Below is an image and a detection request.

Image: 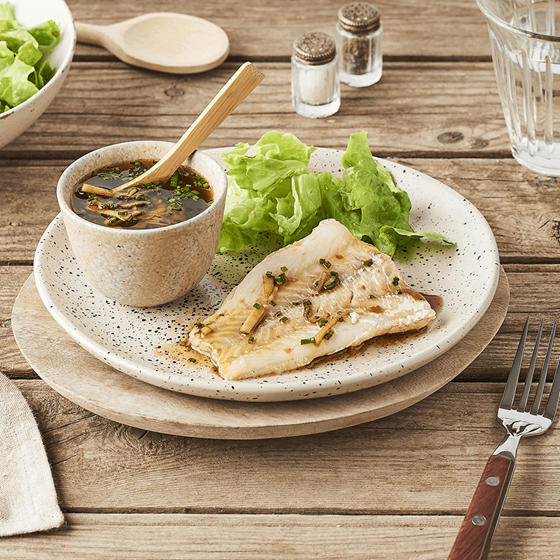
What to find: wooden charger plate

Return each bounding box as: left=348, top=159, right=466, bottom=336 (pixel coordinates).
left=12, top=269, right=509, bottom=440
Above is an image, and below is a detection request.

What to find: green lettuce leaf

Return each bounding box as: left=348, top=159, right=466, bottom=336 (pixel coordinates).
left=0, top=27, right=38, bottom=52
left=0, top=2, right=17, bottom=24
left=0, top=2, right=60, bottom=114
left=217, top=131, right=454, bottom=256
left=0, top=56, right=38, bottom=106
left=27, top=20, right=60, bottom=55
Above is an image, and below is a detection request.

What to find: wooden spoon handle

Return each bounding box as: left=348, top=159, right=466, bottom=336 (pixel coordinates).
left=75, top=21, right=107, bottom=47
left=125, top=62, right=264, bottom=188
left=447, top=454, right=515, bottom=560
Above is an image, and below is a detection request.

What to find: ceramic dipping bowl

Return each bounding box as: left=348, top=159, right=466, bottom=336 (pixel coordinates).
left=57, top=140, right=228, bottom=307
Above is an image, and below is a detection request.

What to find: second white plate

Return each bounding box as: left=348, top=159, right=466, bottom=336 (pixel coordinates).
left=34, top=148, right=500, bottom=402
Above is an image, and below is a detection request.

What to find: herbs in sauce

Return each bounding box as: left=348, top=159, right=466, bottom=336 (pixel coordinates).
left=72, top=160, right=213, bottom=229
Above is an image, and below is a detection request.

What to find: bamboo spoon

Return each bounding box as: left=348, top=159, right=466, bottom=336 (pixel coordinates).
left=82, top=62, right=264, bottom=195
left=75, top=13, right=229, bottom=74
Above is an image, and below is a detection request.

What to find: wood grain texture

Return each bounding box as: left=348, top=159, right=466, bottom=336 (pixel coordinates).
left=66, top=0, right=492, bottom=59
left=0, top=62, right=506, bottom=158
left=2, top=158, right=560, bottom=263
left=6, top=379, right=559, bottom=515
left=9, top=270, right=508, bottom=439
left=4, top=264, right=560, bottom=382
left=1, top=514, right=560, bottom=560
left=1, top=0, right=558, bottom=556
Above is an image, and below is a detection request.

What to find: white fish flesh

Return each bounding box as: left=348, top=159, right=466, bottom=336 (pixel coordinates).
left=189, top=219, right=436, bottom=380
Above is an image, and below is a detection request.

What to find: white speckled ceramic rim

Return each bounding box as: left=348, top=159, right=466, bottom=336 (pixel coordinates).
left=56, top=141, right=228, bottom=237
left=35, top=148, right=502, bottom=402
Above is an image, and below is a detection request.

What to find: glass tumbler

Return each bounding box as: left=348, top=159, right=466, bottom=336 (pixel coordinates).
left=477, top=0, right=560, bottom=176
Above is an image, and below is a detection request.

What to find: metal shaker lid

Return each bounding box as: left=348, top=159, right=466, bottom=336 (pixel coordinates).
left=338, top=3, right=381, bottom=33
left=292, top=32, right=336, bottom=65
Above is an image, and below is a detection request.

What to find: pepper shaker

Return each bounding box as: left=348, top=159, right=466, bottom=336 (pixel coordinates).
left=291, top=32, right=340, bottom=118
left=336, top=2, right=382, bottom=87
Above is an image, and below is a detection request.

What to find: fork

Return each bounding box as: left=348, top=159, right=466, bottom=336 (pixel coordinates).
left=448, top=316, right=560, bottom=560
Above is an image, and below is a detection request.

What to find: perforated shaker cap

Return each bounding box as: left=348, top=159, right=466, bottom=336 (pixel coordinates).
left=338, top=3, right=381, bottom=33
left=292, top=32, right=337, bottom=65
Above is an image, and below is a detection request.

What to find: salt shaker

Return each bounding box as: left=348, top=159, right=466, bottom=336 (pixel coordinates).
left=336, top=3, right=382, bottom=88
left=291, top=32, right=340, bottom=119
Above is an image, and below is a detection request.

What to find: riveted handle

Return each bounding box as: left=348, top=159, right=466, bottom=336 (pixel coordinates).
left=448, top=454, right=515, bottom=560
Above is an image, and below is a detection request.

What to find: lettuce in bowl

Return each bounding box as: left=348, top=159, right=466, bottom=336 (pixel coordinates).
left=0, top=2, right=61, bottom=114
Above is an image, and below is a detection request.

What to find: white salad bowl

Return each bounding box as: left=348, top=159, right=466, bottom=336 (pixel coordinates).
left=0, top=0, right=76, bottom=149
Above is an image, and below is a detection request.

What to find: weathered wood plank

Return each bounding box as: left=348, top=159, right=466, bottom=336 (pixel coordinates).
left=0, top=513, right=558, bottom=560
left=0, top=61, right=507, bottom=158
left=0, top=157, right=557, bottom=263
left=0, top=266, right=36, bottom=375
left=1, top=264, right=559, bottom=381
left=8, top=379, right=559, bottom=515
left=65, top=0, right=492, bottom=60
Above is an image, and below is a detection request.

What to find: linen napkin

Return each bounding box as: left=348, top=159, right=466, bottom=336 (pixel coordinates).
left=0, top=373, right=64, bottom=536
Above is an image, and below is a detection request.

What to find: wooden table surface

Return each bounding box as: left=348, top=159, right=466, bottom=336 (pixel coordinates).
left=2, top=1, right=560, bottom=558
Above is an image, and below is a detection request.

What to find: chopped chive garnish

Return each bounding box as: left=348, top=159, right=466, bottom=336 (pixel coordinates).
left=269, top=301, right=276, bottom=306
left=118, top=210, right=126, bottom=215
left=195, top=322, right=202, bottom=328
left=188, top=358, right=197, bottom=363
left=301, top=337, right=315, bottom=345
left=364, top=259, right=373, bottom=267
left=330, top=271, right=338, bottom=276
left=248, top=336, right=254, bottom=344
left=319, top=319, right=327, bottom=326
left=266, top=271, right=273, bottom=278
left=397, top=289, right=403, bottom=294
left=320, top=259, right=332, bottom=269
left=280, top=316, right=288, bottom=323
left=369, top=294, right=374, bottom=298
left=338, top=316, right=345, bottom=322
left=281, top=266, right=287, bottom=272
left=324, top=279, right=339, bottom=289
left=253, top=302, right=262, bottom=310
left=392, top=277, right=399, bottom=285
left=303, top=300, right=311, bottom=307
left=324, top=331, right=334, bottom=340
left=292, top=301, right=300, bottom=306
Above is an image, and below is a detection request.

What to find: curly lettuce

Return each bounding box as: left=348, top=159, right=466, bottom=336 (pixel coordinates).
left=0, top=2, right=60, bottom=114
left=217, top=131, right=454, bottom=257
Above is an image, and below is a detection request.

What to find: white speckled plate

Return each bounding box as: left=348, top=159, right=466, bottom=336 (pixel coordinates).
left=34, top=148, right=500, bottom=402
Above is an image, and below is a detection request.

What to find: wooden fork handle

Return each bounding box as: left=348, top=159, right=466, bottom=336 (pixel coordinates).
left=448, top=454, right=515, bottom=560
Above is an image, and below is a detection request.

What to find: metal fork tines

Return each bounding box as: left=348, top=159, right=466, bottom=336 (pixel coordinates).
left=495, top=316, right=560, bottom=459
left=448, top=316, right=560, bottom=560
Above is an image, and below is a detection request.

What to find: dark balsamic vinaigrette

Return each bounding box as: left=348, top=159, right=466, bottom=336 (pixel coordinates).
left=72, top=159, right=213, bottom=229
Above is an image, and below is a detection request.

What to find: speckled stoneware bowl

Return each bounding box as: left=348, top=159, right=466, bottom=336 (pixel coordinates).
left=57, top=141, right=228, bottom=307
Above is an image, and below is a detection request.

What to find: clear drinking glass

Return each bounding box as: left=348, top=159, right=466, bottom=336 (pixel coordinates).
left=476, top=0, right=560, bottom=176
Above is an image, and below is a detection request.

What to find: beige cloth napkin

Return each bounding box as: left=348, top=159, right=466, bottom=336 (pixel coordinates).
left=0, top=373, right=64, bottom=536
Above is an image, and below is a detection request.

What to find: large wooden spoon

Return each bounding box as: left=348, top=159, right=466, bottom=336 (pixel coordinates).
left=85, top=62, right=263, bottom=194
left=75, top=13, right=229, bottom=74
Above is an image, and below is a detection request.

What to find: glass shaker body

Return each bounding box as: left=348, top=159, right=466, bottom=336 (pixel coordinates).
left=336, top=3, right=382, bottom=88
left=291, top=32, right=341, bottom=119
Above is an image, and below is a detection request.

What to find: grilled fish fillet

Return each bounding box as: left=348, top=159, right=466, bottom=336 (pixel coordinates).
left=189, top=219, right=436, bottom=380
